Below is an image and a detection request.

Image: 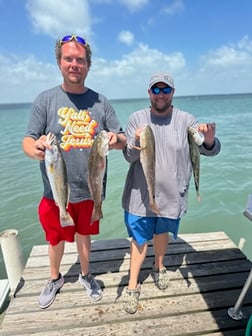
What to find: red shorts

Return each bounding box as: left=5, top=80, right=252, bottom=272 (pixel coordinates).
left=38, top=197, right=99, bottom=246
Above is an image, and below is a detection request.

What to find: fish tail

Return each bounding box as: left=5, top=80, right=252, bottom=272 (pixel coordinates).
left=60, top=211, right=75, bottom=227
left=90, top=204, right=103, bottom=225
left=195, top=182, right=201, bottom=202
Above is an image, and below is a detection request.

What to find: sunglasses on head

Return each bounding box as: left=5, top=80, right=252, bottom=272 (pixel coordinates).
left=60, top=35, right=86, bottom=46
left=150, top=86, right=173, bottom=95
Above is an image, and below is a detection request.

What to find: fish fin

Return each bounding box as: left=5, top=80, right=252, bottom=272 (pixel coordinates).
left=67, top=185, right=71, bottom=204
left=59, top=211, right=75, bottom=227
left=100, top=157, right=106, bottom=170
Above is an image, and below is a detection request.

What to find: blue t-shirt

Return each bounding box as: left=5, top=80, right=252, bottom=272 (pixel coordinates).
left=25, top=85, right=123, bottom=203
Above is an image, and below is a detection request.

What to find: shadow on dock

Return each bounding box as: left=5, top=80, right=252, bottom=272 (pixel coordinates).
left=0, top=232, right=251, bottom=335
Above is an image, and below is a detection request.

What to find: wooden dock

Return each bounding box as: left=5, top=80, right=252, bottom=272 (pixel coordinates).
left=1, top=231, right=252, bottom=335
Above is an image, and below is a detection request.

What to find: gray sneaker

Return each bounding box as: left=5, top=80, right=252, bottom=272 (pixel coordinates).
left=79, top=273, right=103, bottom=301
left=38, top=273, right=64, bottom=309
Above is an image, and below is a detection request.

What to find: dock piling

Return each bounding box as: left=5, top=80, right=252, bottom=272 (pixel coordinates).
left=0, top=229, right=24, bottom=294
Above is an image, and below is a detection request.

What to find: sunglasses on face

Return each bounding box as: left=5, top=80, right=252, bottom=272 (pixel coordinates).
left=60, top=35, right=86, bottom=46
left=150, top=86, right=173, bottom=95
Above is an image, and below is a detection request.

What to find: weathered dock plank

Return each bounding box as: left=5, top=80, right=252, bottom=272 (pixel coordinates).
left=1, top=231, right=251, bottom=336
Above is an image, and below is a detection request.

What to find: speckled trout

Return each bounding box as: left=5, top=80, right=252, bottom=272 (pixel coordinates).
left=139, top=125, right=161, bottom=215
left=187, top=127, right=205, bottom=201
left=88, top=130, right=109, bottom=224
left=45, top=133, right=74, bottom=227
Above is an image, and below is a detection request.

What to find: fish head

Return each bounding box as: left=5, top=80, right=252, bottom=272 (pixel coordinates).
left=187, top=127, right=205, bottom=146
left=45, top=132, right=60, bottom=163
left=142, top=125, right=153, bottom=136
left=96, top=130, right=109, bottom=156
left=140, top=124, right=155, bottom=148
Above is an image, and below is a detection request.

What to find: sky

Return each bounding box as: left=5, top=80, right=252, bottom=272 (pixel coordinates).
left=1, top=0, right=252, bottom=103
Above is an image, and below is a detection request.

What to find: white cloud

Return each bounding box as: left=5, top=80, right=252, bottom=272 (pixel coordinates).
left=88, top=36, right=252, bottom=97
left=237, top=35, right=252, bottom=52
left=118, top=30, right=135, bottom=45
left=92, top=44, right=186, bottom=78
left=200, top=36, right=252, bottom=69
left=26, top=0, right=92, bottom=39
left=119, top=0, right=149, bottom=12
left=0, top=42, right=186, bottom=102
left=0, top=53, right=60, bottom=103
left=204, top=46, right=250, bottom=67
left=92, top=0, right=112, bottom=3
left=176, top=36, right=252, bottom=96
left=87, top=43, right=186, bottom=99
left=1, top=29, right=252, bottom=103
left=163, top=0, right=185, bottom=15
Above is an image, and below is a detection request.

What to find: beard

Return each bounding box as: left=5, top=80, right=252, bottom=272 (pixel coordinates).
left=151, top=98, right=172, bottom=114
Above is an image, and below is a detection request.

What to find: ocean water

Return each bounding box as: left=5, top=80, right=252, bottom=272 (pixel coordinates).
left=0, top=94, right=252, bottom=279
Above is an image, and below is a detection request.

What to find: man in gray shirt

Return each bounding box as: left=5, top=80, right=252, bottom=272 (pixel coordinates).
left=122, top=72, right=220, bottom=314
left=22, top=34, right=126, bottom=309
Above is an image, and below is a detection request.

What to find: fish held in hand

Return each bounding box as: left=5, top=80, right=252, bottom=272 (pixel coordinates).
left=88, top=130, right=109, bottom=224
left=139, top=125, right=161, bottom=215
left=45, top=132, right=74, bottom=227
left=187, top=127, right=203, bottom=201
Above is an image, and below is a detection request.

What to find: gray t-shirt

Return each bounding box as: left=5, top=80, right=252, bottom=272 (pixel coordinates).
left=25, top=85, right=123, bottom=203
left=122, top=107, right=221, bottom=219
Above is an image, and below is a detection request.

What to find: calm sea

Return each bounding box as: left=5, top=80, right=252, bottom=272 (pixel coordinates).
left=1, top=94, right=252, bottom=279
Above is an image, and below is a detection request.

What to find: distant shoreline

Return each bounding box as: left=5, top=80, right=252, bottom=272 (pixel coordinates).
left=0, top=92, right=252, bottom=107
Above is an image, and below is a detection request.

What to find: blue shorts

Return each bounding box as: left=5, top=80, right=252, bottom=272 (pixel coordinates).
left=124, top=211, right=180, bottom=246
